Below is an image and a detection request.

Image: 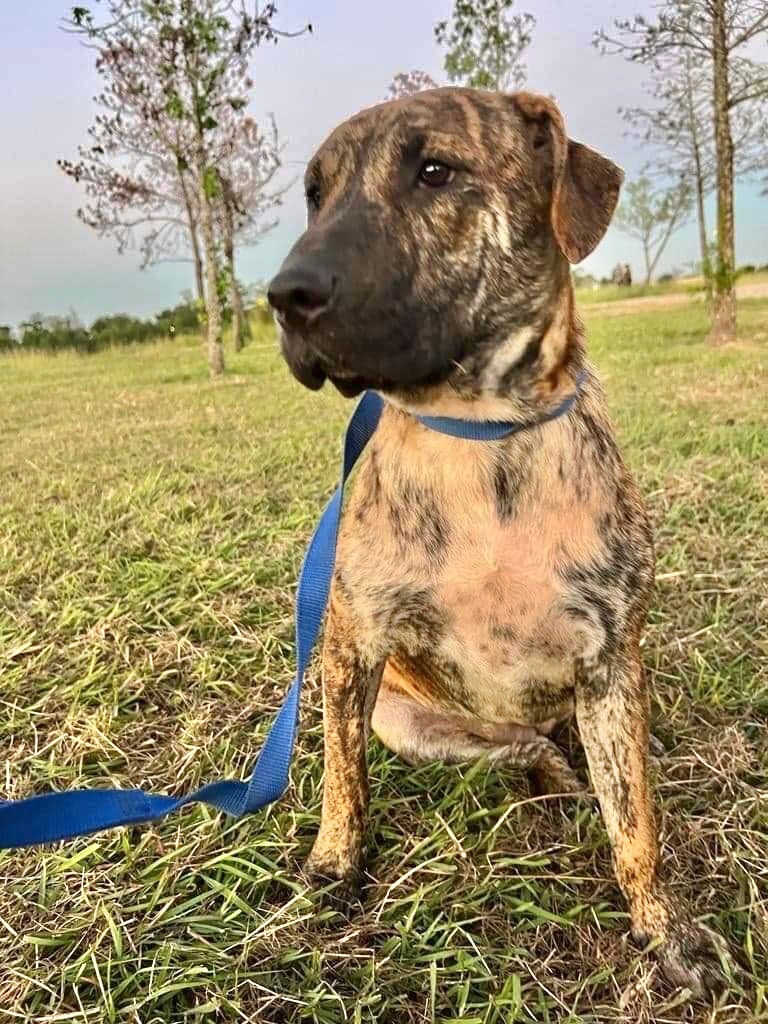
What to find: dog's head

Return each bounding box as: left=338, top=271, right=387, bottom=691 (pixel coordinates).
left=268, top=87, right=622, bottom=398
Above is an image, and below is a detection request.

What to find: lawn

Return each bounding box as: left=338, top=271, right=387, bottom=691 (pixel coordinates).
left=1, top=300, right=766, bottom=1023
left=574, top=268, right=768, bottom=305
left=575, top=278, right=705, bottom=304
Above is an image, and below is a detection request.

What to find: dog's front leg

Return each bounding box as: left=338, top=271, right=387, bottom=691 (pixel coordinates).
left=575, top=653, right=728, bottom=998
left=305, top=592, right=384, bottom=897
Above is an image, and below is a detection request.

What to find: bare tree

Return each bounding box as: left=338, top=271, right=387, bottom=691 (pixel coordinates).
left=620, top=55, right=714, bottom=294
left=620, top=54, right=763, bottom=301
left=595, top=0, right=768, bottom=344
left=65, top=2, right=309, bottom=376
left=435, top=0, right=535, bottom=91
left=614, top=175, right=691, bottom=285
left=214, top=114, right=286, bottom=351
left=386, top=70, right=439, bottom=100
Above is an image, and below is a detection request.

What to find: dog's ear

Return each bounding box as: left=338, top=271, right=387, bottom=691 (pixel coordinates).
left=511, top=92, right=624, bottom=264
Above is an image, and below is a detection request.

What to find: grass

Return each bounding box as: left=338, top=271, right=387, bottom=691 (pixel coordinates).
left=574, top=268, right=768, bottom=305
left=575, top=279, right=705, bottom=304
left=0, top=298, right=767, bottom=1023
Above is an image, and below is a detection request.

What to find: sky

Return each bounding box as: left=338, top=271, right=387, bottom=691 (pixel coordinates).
left=0, top=0, right=766, bottom=328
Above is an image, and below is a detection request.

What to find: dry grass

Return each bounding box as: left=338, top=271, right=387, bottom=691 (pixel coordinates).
left=0, top=300, right=766, bottom=1022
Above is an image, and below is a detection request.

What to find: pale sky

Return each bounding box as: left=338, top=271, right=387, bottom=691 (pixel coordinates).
left=1, top=0, right=766, bottom=327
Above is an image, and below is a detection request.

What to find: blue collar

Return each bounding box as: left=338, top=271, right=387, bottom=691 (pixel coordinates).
left=410, top=367, right=587, bottom=440
left=0, top=367, right=586, bottom=849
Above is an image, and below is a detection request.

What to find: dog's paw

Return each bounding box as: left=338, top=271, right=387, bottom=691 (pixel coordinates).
left=530, top=763, right=585, bottom=799
left=635, top=919, right=732, bottom=1000
left=529, top=742, right=585, bottom=799
left=303, top=849, right=365, bottom=913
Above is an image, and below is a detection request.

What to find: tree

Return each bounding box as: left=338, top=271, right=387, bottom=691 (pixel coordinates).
left=6, top=301, right=201, bottom=356
left=58, top=146, right=209, bottom=308
left=18, top=312, right=93, bottom=353
left=614, top=175, right=691, bottom=285
left=434, top=0, right=535, bottom=91
left=595, top=0, right=768, bottom=345
left=213, top=112, right=285, bottom=351
left=620, top=48, right=765, bottom=304
left=620, top=55, right=714, bottom=294
left=64, top=2, right=308, bottom=376
left=386, top=70, right=439, bottom=100
left=0, top=326, right=15, bottom=353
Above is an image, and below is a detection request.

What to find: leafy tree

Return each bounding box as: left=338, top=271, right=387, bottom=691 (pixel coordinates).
left=435, top=0, right=535, bottom=91
left=63, top=2, right=308, bottom=375
left=0, top=326, right=15, bottom=353
left=385, top=70, right=439, bottom=100
left=614, top=175, right=691, bottom=285
left=154, top=301, right=201, bottom=335
left=18, top=313, right=93, bottom=353
left=7, top=302, right=202, bottom=355
left=595, top=0, right=768, bottom=344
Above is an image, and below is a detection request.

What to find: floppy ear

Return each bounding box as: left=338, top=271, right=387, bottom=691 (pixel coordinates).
left=511, top=92, right=624, bottom=264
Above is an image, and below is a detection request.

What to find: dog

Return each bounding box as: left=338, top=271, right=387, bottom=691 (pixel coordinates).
left=267, top=87, right=727, bottom=998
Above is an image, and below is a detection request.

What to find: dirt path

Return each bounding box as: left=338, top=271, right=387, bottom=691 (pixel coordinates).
left=582, top=281, right=768, bottom=317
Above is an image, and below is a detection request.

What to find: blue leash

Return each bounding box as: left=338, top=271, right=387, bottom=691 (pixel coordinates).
left=0, top=376, right=584, bottom=849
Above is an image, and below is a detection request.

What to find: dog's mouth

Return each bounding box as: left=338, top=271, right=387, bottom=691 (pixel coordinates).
left=278, top=318, right=465, bottom=400
left=278, top=326, right=376, bottom=397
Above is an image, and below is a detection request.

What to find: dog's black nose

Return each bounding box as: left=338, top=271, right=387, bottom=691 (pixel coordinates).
left=267, top=265, right=334, bottom=324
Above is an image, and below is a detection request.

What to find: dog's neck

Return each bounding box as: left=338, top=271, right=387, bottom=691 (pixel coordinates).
left=383, top=285, right=584, bottom=423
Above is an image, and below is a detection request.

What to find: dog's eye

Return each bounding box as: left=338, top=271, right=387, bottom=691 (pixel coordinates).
left=305, top=183, right=321, bottom=210
left=417, top=160, right=454, bottom=189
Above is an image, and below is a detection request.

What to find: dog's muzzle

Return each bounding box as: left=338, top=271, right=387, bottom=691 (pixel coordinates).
left=268, top=263, right=336, bottom=331
left=267, top=218, right=464, bottom=397
left=268, top=260, right=373, bottom=396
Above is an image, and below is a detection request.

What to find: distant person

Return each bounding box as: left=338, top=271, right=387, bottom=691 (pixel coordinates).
left=612, top=263, right=632, bottom=287
left=169, top=323, right=176, bottom=339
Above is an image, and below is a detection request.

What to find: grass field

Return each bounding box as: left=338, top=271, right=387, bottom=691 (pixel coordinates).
left=574, top=269, right=768, bottom=305
left=1, top=299, right=767, bottom=1023
left=574, top=278, right=705, bottom=304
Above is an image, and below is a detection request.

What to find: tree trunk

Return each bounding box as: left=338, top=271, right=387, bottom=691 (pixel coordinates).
left=230, top=269, right=249, bottom=353
left=177, top=164, right=207, bottom=339
left=709, top=0, right=736, bottom=345
left=193, top=240, right=205, bottom=307
left=647, top=192, right=688, bottom=284
left=693, top=162, right=710, bottom=292
left=222, top=194, right=250, bottom=353
left=494, top=3, right=503, bottom=90
left=197, top=167, right=225, bottom=377
left=683, top=57, right=711, bottom=299
left=192, top=228, right=207, bottom=342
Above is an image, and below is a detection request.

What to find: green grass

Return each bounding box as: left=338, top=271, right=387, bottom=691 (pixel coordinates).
left=1, top=301, right=767, bottom=1023
left=575, top=278, right=704, bottom=304
left=575, top=268, right=768, bottom=305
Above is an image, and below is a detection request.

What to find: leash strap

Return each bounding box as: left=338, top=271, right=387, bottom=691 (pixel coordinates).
left=0, top=374, right=584, bottom=849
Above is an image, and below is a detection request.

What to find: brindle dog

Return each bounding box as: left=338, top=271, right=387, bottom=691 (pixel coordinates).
left=267, top=87, right=728, bottom=997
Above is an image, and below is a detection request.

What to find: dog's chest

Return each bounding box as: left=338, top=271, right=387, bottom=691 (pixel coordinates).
left=421, top=506, right=599, bottom=720
left=338, top=421, right=609, bottom=723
